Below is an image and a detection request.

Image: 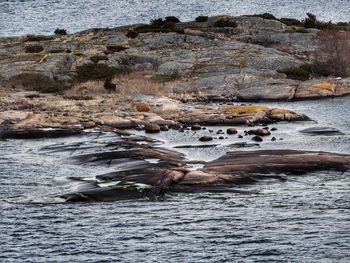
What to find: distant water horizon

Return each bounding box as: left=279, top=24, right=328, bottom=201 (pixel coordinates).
left=0, top=0, right=349, bottom=37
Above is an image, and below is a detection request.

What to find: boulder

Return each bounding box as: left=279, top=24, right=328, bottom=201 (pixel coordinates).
left=227, top=128, right=238, bottom=134
left=136, top=102, right=151, bottom=112
left=99, top=115, right=135, bottom=129
left=247, top=128, right=271, bottom=136
left=145, top=123, right=161, bottom=133
left=191, top=124, right=202, bottom=130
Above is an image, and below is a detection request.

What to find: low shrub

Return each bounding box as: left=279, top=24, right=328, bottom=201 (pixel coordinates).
left=249, top=13, right=278, bottom=20
left=24, top=35, right=54, bottom=42
left=90, top=55, right=109, bottom=64
left=126, top=30, right=138, bottom=38
left=103, top=78, right=116, bottom=93
left=150, top=18, right=165, bottom=27
left=165, top=16, right=181, bottom=23
left=301, top=13, right=350, bottom=31
left=214, top=18, right=237, bottom=28
left=24, top=45, right=44, bottom=53
left=280, top=18, right=304, bottom=27
left=151, top=71, right=182, bottom=82
left=133, top=24, right=184, bottom=34
left=106, top=45, right=128, bottom=52
left=54, top=28, right=67, bottom=35
left=8, top=73, right=66, bottom=93
left=278, top=64, right=313, bottom=81
left=195, top=16, right=209, bottom=23
left=76, top=63, right=124, bottom=81
left=303, top=13, right=317, bottom=28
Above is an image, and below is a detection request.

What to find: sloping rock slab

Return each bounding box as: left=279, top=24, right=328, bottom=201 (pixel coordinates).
left=202, top=150, right=350, bottom=176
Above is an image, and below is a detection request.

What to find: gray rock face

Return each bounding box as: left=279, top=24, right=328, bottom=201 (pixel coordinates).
left=140, top=32, right=185, bottom=49
left=237, top=79, right=298, bottom=101
left=1, top=15, right=349, bottom=101
left=237, top=17, right=287, bottom=32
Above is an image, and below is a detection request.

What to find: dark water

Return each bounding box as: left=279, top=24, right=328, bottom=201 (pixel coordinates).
left=1, top=97, right=350, bottom=262
left=0, top=0, right=350, bottom=37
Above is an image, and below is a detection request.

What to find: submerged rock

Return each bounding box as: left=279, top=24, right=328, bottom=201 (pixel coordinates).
left=199, top=136, right=213, bottom=142
left=251, top=135, right=263, bottom=142
left=299, top=127, right=344, bottom=136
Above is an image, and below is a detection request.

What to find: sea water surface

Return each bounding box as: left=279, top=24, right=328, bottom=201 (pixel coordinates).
left=1, top=97, right=350, bottom=262
left=0, top=0, right=350, bottom=36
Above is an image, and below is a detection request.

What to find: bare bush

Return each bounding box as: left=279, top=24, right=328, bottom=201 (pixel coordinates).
left=314, top=30, right=350, bottom=77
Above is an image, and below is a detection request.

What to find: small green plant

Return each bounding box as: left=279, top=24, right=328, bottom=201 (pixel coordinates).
left=76, top=63, right=124, bottom=81
left=54, top=28, right=67, bottom=35
left=24, top=35, right=54, bottom=42
left=151, top=71, right=182, bottom=82
left=196, top=16, right=209, bottom=22
left=0, top=73, right=4, bottom=80
left=214, top=18, right=237, bottom=28
left=90, top=55, right=109, bottom=64
left=24, top=45, right=44, bottom=53
left=106, top=45, right=128, bottom=52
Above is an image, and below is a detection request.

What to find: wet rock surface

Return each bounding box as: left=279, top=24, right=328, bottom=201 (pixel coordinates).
left=299, top=126, right=344, bottom=135
left=26, top=132, right=350, bottom=202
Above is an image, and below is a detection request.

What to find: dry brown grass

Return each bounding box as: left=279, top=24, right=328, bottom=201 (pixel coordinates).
left=113, top=71, right=169, bottom=96
left=63, top=80, right=107, bottom=99
left=63, top=71, right=171, bottom=99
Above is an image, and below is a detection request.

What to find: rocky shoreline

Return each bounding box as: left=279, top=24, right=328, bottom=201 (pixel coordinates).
left=1, top=14, right=350, bottom=202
